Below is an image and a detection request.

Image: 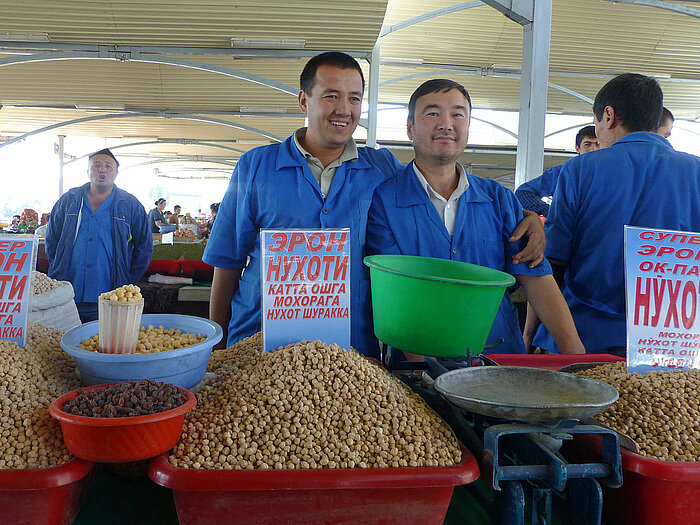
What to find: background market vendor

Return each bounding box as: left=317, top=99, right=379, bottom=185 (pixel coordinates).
left=148, top=198, right=167, bottom=233
left=45, top=148, right=152, bottom=322
left=531, top=74, right=700, bottom=355
left=204, top=53, right=546, bottom=357
left=366, top=79, right=585, bottom=356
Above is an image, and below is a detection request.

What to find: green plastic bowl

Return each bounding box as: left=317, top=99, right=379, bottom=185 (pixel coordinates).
left=364, top=255, right=516, bottom=358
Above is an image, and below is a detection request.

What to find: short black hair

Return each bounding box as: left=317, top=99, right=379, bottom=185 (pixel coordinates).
left=592, top=73, right=663, bottom=133
left=659, top=107, right=674, bottom=128
left=155, top=198, right=166, bottom=205
left=210, top=202, right=220, bottom=213
left=407, top=79, right=472, bottom=122
left=300, top=52, right=365, bottom=95
left=575, top=125, right=597, bottom=148
left=173, top=205, right=181, bottom=211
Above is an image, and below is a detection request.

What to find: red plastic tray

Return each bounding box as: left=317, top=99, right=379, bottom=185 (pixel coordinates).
left=0, top=458, right=93, bottom=525
left=571, top=434, right=700, bottom=525
left=149, top=445, right=479, bottom=525
left=488, top=353, right=624, bottom=370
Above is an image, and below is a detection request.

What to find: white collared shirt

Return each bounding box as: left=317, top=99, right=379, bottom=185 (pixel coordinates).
left=413, top=163, right=469, bottom=236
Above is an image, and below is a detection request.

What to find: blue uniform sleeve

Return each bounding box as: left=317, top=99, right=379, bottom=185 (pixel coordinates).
left=129, top=200, right=153, bottom=283
left=45, top=196, right=66, bottom=263
left=366, top=184, right=402, bottom=257
left=544, top=163, right=578, bottom=263
left=203, top=153, right=258, bottom=269
left=515, top=189, right=550, bottom=216
left=369, top=147, right=405, bottom=178
left=498, top=186, right=552, bottom=277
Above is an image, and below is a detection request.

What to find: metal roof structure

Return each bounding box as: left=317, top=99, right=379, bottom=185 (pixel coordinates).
left=0, top=0, right=698, bottom=189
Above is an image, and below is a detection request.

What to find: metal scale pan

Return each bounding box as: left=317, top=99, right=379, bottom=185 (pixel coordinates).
left=433, top=366, right=619, bottom=424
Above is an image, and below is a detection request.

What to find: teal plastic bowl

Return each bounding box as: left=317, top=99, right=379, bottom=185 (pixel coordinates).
left=61, top=314, right=222, bottom=389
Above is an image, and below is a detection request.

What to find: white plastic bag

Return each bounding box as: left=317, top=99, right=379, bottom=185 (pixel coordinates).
left=30, top=281, right=81, bottom=331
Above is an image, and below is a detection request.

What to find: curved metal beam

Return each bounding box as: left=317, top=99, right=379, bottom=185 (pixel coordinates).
left=65, top=139, right=246, bottom=166
left=362, top=99, right=519, bottom=139
left=0, top=112, right=282, bottom=150
left=601, top=0, right=700, bottom=19
left=0, top=52, right=298, bottom=95
left=672, top=123, right=700, bottom=138
left=122, top=158, right=236, bottom=171
left=380, top=2, right=484, bottom=36
left=544, top=122, right=594, bottom=139
left=380, top=70, right=594, bottom=105
left=0, top=41, right=368, bottom=60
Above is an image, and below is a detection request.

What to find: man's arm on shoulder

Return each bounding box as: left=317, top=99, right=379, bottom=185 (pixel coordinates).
left=510, top=209, right=545, bottom=268
left=210, top=267, right=242, bottom=350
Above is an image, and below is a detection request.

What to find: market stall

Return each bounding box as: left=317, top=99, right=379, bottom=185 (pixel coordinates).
left=4, top=247, right=700, bottom=525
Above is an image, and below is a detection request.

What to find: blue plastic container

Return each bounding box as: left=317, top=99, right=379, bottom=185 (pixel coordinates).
left=61, top=314, right=222, bottom=389
left=159, top=224, right=177, bottom=234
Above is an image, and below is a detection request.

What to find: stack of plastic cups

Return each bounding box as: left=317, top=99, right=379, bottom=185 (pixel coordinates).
left=98, top=298, right=144, bottom=354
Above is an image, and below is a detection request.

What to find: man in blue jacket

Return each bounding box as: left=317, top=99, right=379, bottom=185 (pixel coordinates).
left=515, top=125, right=599, bottom=217
left=366, top=79, right=584, bottom=356
left=532, top=74, right=700, bottom=355
left=46, top=148, right=152, bottom=322
left=204, top=53, right=545, bottom=357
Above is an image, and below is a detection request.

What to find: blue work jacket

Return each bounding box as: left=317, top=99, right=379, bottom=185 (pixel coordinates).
left=203, top=135, right=403, bottom=356
left=366, top=162, right=551, bottom=354
left=46, top=183, right=153, bottom=293
left=534, top=132, right=700, bottom=353
left=517, top=164, right=563, bottom=199
left=69, top=191, right=115, bottom=303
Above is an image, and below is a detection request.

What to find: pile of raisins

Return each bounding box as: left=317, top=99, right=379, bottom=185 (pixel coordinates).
left=62, top=379, right=187, bottom=418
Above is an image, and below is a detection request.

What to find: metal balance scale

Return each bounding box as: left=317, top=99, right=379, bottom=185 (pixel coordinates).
left=364, top=255, right=623, bottom=525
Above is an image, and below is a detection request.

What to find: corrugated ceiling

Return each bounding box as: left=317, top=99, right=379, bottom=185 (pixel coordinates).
left=0, top=0, right=698, bottom=182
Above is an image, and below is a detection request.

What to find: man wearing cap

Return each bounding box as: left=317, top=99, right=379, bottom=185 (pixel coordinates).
left=46, top=148, right=152, bottom=322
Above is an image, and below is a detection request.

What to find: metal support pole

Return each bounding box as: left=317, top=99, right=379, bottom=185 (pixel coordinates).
left=514, top=0, right=552, bottom=189
left=57, top=135, right=65, bottom=197
left=366, top=39, right=381, bottom=148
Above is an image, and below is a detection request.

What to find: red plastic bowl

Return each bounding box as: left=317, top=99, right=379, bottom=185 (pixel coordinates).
left=49, top=383, right=196, bottom=463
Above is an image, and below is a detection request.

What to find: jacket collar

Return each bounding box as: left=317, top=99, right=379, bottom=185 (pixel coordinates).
left=396, top=161, right=492, bottom=207
left=275, top=132, right=371, bottom=171
left=70, top=182, right=124, bottom=203
left=614, top=130, right=674, bottom=148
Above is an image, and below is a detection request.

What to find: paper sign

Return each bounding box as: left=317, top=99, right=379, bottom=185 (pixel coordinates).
left=0, top=235, right=37, bottom=347
left=162, top=232, right=174, bottom=245
left=625, top=226, right=700, bottom=372
left=260, top=229, right=350, bottom=352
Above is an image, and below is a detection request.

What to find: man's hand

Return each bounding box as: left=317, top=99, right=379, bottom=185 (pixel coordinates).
left=510, top=210, right=545, bottom=268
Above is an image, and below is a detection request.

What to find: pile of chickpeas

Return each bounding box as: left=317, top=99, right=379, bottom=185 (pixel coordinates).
left=99, top=284, right=143, bottom=302
left=32, top=271, right=63, bottom=295
left=0, top=323, right=80, bottom=469
left=169, top=334, right=461, bottom=470
left=577, top=362, right=700, bottom=462
left=79, top=325, right=206, bottom=353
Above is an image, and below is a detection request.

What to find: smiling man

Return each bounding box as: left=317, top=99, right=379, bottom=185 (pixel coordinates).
left=366, top=79, right=584, bottom=355
left=46, top=148, right=152, bottom=322
left=204, top=55, right=546, bottom=357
